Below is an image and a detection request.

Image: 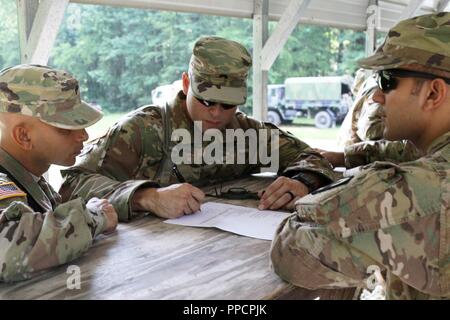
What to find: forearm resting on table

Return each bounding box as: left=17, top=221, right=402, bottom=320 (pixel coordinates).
left=131, top=187, right=158, bottom=212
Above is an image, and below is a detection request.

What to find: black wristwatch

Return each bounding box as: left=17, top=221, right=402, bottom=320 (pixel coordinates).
left=290, top=173, right=319, bottom=192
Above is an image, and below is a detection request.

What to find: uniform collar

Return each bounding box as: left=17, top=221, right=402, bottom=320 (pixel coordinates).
left=30, top=172, right=41, bottom=183
left=0, top=147, right=53, bottom=212
left=427, top=131, right=450, bottom=154
left=168, top=91, right=194, bottom=133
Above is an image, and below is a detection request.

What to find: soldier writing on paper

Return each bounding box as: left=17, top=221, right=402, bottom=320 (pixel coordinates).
left=60, top=36, right=336, bottom=221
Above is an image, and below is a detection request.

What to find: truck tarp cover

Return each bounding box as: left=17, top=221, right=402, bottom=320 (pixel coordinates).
left=285, top=76, right=342, bottom=101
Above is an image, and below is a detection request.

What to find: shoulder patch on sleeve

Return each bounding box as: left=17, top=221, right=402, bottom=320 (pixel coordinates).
left=311, top=176, right=353, bottom=195
left=0, top=182, right=27, bottom=200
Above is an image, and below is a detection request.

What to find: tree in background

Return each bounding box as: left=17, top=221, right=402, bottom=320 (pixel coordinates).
left=50, top=5, right=254, bottom=113
left=0, top=0, right=20, bottom=68
left=269, top=25, right=365, bottom=83
left=0, top=3, right=365, bottom=113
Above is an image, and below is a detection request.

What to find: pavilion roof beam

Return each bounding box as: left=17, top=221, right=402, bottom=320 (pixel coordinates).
left=16, top=0, right=39, bottom=63
left=261, top=0, right=311, bottom=71
left=437, top=0, right=450, bottom=11
left=252, top=0, right=269, bottom=122
left=365, top=0, right=379, bottom=56
left=399, top=0, right=427, bottom=20
left=71, top=0, right=255, bottom=19
left=21, top=0, right=69, bottom=65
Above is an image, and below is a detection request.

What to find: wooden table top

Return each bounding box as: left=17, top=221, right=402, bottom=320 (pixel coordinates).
left=0, top=175, right=355, bottom=300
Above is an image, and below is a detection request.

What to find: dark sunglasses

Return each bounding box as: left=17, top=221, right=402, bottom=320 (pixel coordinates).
left=194, top=96, right=237, bottom=110
left=375, top=69, right=450, bottom=93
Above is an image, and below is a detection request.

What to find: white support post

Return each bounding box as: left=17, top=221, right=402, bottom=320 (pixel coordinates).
left=23, top=0, right=69, bottom=65
left=16, top=0, right=39, bottom=63
left=365, top=0, right=379, bottom=56
left=252, top=0, right=269, bottom=122
left=261, top=0, right=311, bottom=71
left=437, top=0, right=450, bottom=11
left=399, top=0, right=426, bottom=20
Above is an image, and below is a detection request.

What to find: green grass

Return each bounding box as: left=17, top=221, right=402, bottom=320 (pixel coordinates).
left=86, top=112, right=340, bottom=142
left=280, top=117, right=341, bottom=141
left=293, top=117, right=316, bottom=126
left=280, top=124, right=340, bottom=140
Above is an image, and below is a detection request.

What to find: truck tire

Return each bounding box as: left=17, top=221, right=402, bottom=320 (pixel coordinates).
left=267, top=110, right=282, bottom=126
left=314, top=111, right=333, bottom=129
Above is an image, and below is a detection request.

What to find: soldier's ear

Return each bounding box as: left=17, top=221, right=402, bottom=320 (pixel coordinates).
left=11, top=124, right=32, bottom=150
left=182, top=72, right=189, bottom=95
left=423, top=78, right=448, bottom=112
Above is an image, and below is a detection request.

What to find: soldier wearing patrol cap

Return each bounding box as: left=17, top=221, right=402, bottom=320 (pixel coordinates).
left=0, top=64, right=118, bottom=282
left=59, top=36, right=336, bottom=221
left=318, top=70, right=422, bottom=169
left=271, top=12, right=450, bottom=299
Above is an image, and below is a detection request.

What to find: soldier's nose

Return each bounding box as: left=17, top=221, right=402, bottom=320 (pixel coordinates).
left=372, top=88, right=385, bottom=104
left=208, top=105, right=223, bottom=117
left=75, top=129, right=89, bottom=142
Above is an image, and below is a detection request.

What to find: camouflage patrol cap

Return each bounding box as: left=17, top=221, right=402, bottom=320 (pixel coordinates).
left=188, top=36, right=252, bottom=106
left=358, top=12, right=450, bottom=72
left=0, top=64, right=102, bottom=129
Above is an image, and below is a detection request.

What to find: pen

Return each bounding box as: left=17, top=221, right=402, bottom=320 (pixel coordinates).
left=172, top=164, right=202, bottom=212
left=172, top=164, right=186, bottom=183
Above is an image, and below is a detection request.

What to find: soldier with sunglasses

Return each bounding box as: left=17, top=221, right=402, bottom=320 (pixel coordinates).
left=318, top=69, right=423, bottom=170
left=59, top=36, right=336, bottom=221
left=271, top=12, right=450, bottom=299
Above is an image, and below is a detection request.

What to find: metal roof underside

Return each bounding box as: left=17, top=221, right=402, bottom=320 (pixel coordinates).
left=71, top=0, right=450, bottom=32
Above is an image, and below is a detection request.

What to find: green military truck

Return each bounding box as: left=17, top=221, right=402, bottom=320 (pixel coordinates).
left=267, top=76, right=353, bottom=128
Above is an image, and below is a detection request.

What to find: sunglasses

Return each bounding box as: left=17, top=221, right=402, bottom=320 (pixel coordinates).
left=194, top=96, right=237, bottom=110
left=375, top=69, right=450, bottom=93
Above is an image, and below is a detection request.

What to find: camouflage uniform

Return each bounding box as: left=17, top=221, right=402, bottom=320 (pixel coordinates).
left=351, top=80, right=384, bottom=143
left=271, top=13, right=450, bottom=299
left=0, top=64, right=107, bottom=282
left=344, top=139, right=424, bottom=169
left=339, top=71, right=422, bottom=167
left=339, top=73, right=384, bottom=146
left=60, top=92, right=336, bottom=222
left=60, top=36, right=336, bottom=222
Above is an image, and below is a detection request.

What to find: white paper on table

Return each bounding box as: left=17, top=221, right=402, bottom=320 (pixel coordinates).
left=163, top=202, right=292, bottom=241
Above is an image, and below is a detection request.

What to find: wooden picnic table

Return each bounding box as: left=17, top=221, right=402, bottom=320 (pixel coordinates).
left=0, top=174, right=355, bottom=300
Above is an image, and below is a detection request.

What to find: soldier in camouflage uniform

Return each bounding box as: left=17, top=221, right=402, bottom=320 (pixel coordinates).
left=271, top=12, right=450, bottom=299
left=339, top=69, right=384, bottom=146
left=59, top=36, right=335, bottom=221
left=321, top=69, right=423, bottom=169
left=0, top=64, right=118, bottom=282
